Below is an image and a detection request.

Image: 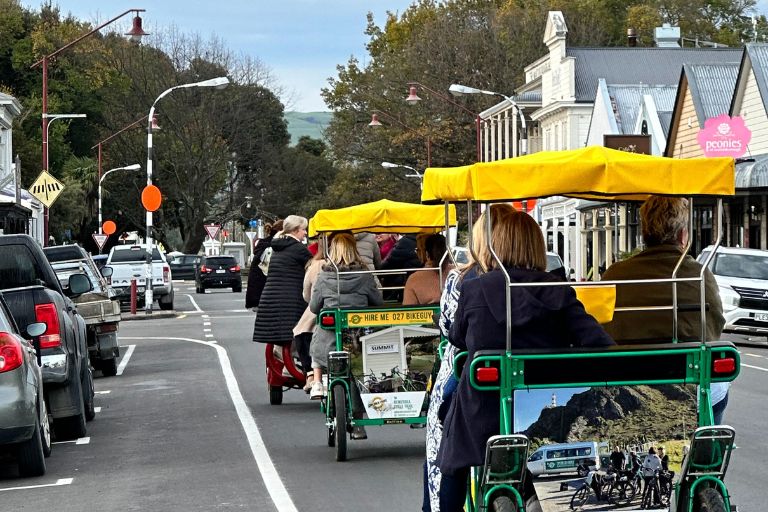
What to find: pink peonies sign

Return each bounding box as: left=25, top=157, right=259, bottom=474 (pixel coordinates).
left=697, top=114, right=751, bottom=158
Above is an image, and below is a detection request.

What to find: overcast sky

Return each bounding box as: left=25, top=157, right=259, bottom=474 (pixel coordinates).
left=21, top=1, right=768, bottom=112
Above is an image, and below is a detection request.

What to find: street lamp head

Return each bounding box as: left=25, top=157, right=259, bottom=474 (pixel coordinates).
left=123, top=164, right=142, bottom=171
left=449, top=83, right=483, bottom=97
left=196, top=76, right=230, bottom=89
left=368, top=113, right=383, bottom=127
left=125, top=11, right=149, bottom=43
left=381, top=162, right=399, bottom=168
left=405, top=85, right=422, bottom=105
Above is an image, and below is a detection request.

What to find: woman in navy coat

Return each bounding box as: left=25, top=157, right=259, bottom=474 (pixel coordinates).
left=436, top=210, right=614, bottom=510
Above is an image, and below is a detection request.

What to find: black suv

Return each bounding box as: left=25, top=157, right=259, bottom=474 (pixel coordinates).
left=195, top=255, right=242, bottom=293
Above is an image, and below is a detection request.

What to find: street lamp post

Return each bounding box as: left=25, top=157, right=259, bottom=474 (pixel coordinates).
left=98, top=164, right=142, bottom=237
left=31, top=9, right=148, bottom=246
left=144, top=76, right=230, bottom=314
left=448, top=83, right=528, bottom=156
left=369, top=109, right=432, bottom=167
left=406, top=81, right=482, bottom=162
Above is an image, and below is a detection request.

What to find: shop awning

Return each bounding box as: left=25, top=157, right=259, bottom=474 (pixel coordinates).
left=735, top=154, right=768, bottom=189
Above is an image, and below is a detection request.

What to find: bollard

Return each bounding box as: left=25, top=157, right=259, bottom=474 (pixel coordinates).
left=130, top=278, right=137, bottom=315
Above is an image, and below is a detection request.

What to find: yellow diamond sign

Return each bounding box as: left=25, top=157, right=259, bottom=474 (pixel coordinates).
left=29, top=170, right=65, bottom=208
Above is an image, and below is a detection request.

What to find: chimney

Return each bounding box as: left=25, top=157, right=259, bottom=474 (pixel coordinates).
left=654, top=23, right=681, bottom=48
left=627, top=27, right=638, bottom=47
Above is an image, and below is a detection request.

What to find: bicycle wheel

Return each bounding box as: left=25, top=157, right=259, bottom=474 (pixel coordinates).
left=640, top=480, right=654, bottom=509
left=333, top=385, right=347, bottom=462
left=609, top=480, right=637, bottom=505
left=694, top=487, right=726, bottom=512
left=570, top=484, right=590, bottom=510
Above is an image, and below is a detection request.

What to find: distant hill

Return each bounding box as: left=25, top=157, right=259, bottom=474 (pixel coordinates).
left=284, top=111, right=333, bottom=145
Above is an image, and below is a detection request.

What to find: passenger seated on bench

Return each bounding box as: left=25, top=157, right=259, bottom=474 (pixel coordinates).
left=436, top=210, right=614, bottom=511
left=601, top=196, right=729, bottom=423
left=403, top=234, right=451, bottom=306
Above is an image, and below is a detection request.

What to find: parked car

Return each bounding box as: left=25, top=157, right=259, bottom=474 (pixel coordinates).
left=44, top=245, right=122, bottom=377
left=91, top=254, right=108, bottom=273
left=546, top=251, right=570, bottom=281
left=196, top=255, right=242, bottom=293
left=0, top=234, right=95, bottom=440
left=698, top=245, right=768, bottom=337
left=105, top=245, right=174, bottom=310
left=169, top=254, right=200, bottom=280
left=0, top=295, right=50, bottom=476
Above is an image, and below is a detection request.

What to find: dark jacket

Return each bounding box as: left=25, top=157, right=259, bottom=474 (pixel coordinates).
left=252, top=236, right=312, bottom=345
left=245, top=236, right=272, bottom=308
left=379, top=234, right=422, bottom=300
left=437, top=268, right=615, bottom=475
left=601, top=244, right=724, bottom=344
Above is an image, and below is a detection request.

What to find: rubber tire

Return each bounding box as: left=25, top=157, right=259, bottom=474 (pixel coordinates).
left=333, top=385, right=348, bottom=462
left=609, top=480, right=636, bottom=505
left=269, top=385, right=283, bottom=405
left=641, top=481, right=655, bottom=510
left=233, top=285, right=242, bottom=293
left=17, top=413, right=46, bottom=477
left=694, top=487, right=727, bottom=512
left=158, top=296, right=174, bottom=310
left=101, top=357, right=118, bottom=377
left=83, top=367, right=96, bottom=422
left=40, top=400, right=51, bottom=458
left=491, top=495, right=517, bottom=512
left=570, top=484, right=589, bottom=510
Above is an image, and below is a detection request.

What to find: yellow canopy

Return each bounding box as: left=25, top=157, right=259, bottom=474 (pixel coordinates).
left=421, top=146, right=735, bottom=203
left=574, top=285, right=616, bottom=325
left=309, top=199, right=456, bottom=237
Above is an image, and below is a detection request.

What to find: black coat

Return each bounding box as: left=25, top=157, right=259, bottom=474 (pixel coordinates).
left=252, top=236, right=312, bottom=345
left=379, top=234, right=422, bottom=300
left=245, top=236, right=272, bottom=308
left=437, top=267, right=615, bottom=476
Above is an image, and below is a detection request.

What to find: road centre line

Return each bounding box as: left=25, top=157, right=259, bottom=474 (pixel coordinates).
left=122, top=336, right=298, bottom=512
left=0, top=478, right=74, bottom=493
left=743, top=363, right=768, bottom=372
left=116, top=345, right=136, bottom=376
left=185, top=294, right=204, bottom=313
left=744, top=352, right=766, bottom=359
left=95, top=390, right=111, bottom=395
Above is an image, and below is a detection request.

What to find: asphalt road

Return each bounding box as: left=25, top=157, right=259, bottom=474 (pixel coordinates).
left=0, top=283, right=764, bottom=511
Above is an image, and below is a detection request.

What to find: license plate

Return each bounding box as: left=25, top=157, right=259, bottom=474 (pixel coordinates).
left=216, top=269, right=226, bottom=274
left=755, top=313, right=768, bottom=322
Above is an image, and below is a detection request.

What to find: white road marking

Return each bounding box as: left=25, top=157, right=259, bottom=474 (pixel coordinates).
left=205, top=334, right=213, bottom=338
left=122, top=336, right=299, bottom=512
left=203, top=315, right=255, bottom=320
left=116, top=344, right=136, bottom=376
left=202, top=314, right=209, bottom=318
left=743, top=363, right=768, bottom=372
left=228, top=309, right=251, bottom=313
left=0, top=478, right=74, bottom=492
left=95, top=390, right=111, bottom=395
left=204, top=328, right=212, bottom=332
left=94, top=407, right=102, bottom=413
left=53, top=437, right=90, bottom=445
left=177, top=314, right=187, bottom=319
left=185, top=294, right=204, bottom=313
left=203, top=322, right=211, bottom=326
left=745, top=352, right=766, bottom=359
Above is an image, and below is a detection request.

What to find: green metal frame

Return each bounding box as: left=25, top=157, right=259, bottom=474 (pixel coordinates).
left=456, top=342, right=740, bottom=512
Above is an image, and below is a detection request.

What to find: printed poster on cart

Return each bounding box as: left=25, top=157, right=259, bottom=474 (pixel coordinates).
left=361, top=391, right=426, bottom=419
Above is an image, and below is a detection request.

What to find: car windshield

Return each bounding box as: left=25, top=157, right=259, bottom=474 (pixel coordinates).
left=109, top=247, right=163, bottom=263
left=0, top=244, right=48, bottom=289
left=711, top=253, right=768, bottom=280
left=546, top=254, right=563, bottom=271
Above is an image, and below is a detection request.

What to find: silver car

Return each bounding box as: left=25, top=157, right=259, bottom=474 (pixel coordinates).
left=0, top=294, right=50, bottom=476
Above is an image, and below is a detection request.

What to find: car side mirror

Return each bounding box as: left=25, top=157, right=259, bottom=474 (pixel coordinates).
left=26, top=322, right=46, bottom=338
left=100, top=266, right=113, bottom=278
left=569, top=268, right=575, bottom=275
left=68, top=273, right=92, bottom=296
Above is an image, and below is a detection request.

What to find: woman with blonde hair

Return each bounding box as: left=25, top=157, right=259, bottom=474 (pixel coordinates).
left=309, top=233, right=383, bottom=437
left=436, top=210, right=614, bottom=510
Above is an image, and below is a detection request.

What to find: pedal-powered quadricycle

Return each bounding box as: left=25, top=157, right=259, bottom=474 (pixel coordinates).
left=310, top=199, right=457, bottom=461
left=421, top=146, right=740, bottom=512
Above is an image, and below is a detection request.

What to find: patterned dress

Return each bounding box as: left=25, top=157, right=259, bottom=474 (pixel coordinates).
left=426, top=267, right=477, bottom=511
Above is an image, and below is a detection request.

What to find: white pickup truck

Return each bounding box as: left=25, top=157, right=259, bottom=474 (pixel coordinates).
left=105, top=245, right=175, bottom=310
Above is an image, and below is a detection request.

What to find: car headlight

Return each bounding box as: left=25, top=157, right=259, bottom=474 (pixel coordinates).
left=719, top=286, right=740, bottom=310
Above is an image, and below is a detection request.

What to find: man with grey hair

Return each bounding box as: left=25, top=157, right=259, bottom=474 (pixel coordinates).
left=602, top=196, right=728, bottom=423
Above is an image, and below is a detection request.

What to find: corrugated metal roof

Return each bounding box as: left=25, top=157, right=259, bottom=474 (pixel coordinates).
left=744, top=44, right=768, bottom=113
left=736, top=154, right=768, bottom=189
left=605, top=84, right=677, bottom=134
left=566, top=47, right=742, bottom=102
left=685, top=63, right=740, bottom=123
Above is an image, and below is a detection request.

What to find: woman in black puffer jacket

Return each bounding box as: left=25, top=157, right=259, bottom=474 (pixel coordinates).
left=245, top=219, right=283, bottom=309
left=252, top=215, right=311, bottom=346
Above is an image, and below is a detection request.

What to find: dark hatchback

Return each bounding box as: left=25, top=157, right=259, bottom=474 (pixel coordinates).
left=196, top=255, right=242, bottom=293
left=169, top=254, right=200, bottom=280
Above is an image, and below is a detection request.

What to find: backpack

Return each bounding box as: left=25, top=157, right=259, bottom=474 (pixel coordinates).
left=258, top=246, right=273, bottom=275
